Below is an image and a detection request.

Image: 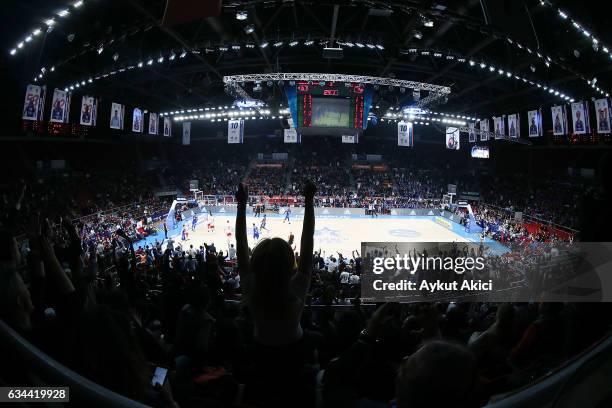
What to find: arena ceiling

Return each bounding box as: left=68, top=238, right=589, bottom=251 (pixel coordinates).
left=2, top=0, right=612, bottom=119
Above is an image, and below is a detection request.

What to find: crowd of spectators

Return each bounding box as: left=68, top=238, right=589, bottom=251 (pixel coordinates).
left=1, top=180, right=610, bottom=408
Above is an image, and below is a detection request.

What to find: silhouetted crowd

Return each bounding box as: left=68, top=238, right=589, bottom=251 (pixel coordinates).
left=2, top=177, right=611, bottom=408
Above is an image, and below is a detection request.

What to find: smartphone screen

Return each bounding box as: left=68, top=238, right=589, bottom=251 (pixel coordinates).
left=151, top=366, right=168, bottom=386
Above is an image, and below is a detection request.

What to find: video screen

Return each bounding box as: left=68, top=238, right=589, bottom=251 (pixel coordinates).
left=311, top=97, right=351, bottom=127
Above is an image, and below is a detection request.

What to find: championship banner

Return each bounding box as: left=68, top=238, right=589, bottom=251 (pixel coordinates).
left=283, top=127, right=301, bottom=143
left=182, top=121, right=191, bottom=145
left=594, top=98, right=611, bottom=134
left=50, top=89, right=71, bottom=123
left=527, top=109, right=542, bottom=137
left=109, top=103, right=125, bottom=130
left=480, top=119, right=489, bottom=141
left=79, top=96, right=97, bottom=126
left=227, top=119, right=244, bottom=144
left=468, top=122, right=476, bottom=143
left=132, top=108, right=143, bottom=132
left=493, top=116, right=505, bottom=139
left=163, top=117, right=171, bottom=137
left=551, top=105, right=568, bottom=136
left=149, top=112, right=158, bottom=135
left=570, top=101, right=589, bottom=134
left=507, top=113, right=519, bottom=138
left=397, top=121, right=414, bottom=147
left=445, top=127, right=460, bottom=150
left=342, top=134, right=359, bottom=144
left=22, top=84, right=45, bottom=121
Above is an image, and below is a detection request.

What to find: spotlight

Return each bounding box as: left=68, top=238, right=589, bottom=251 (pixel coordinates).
left=113, top=53, right=119, bottom=61
left=412, top=30, right=423, bottom=40
left=9, top=49, right=16, bottom=55
left=273, top=41, right=283, bottom=47
left=245, top=43, right=255, bottom=48
left=137, top=61, right=143, bottom=67
left=423, top=18, right=434, bottom=27
left=169, top=52, right=176, bottom=60
left=236, top=10, right=248, bottom=20
left=260, top=40, right=269, bottom=48
left=97, top=46, right=104, bottom=54
left=45, top=18, right=55, bottom=27
left=469, top=60, right=475, bottom=66
left=17, top=42, right=24, bottom=49
left=157, top=56, right=164, bottom=63
left=244, top=24, right=255, bottom=34
left=147, top=59, right=153, bottom=65
left=25, top=36, right=32, bottom=43
left=355, top=42, right=365, bottom=48
left=376, top=44, right=384, bottom=50
left=33, top=29, right=41, bottom=36
left=232, top=44, right=241, bottom=50
left=179, top=50, right=187, bottom=58
left=58, top=9, right=70, bottom=17
left=73, top=0, right=83, bottom=7
left=289, top=40, right=299, bottom=46
left=304, top=39, right=314, bottom=45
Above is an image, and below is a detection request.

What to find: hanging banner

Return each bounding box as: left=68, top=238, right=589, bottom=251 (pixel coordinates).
left=342, top=134, right=359, bottom=144
left=480, top=119, right=489, bottom=141
left=132, top=108, right=144, bottom=132
left=471, top=145, right=490, bottom=159
left=397, top=121, right=414, bottom=146
left=22, top=84, right=45, bottom=121
left=551, top=105, right=567, bottom=136
left=109, top=103, right=125, bottom=130
left=228, top=119, right=244, bottom=143
left=182, top=121, right=191, bottom=145
left=594, top=98, right=611, bottom=134
left=493, top=116, right=505, bottom=139
left=468, top=122, right=476, bottom=143
left=149, top=112, right=158, bottom=135
left=527, top=109, right=542, bottom=137
left=50, top=89, right=71, bottom=123
left=283, top=127, right=300, bottom=143
left=163, top=117, right=172, bottom=137
left=80, top=96, right=97, bottom=126
left=445, top=127, right=460, bottom=150
left=507, top=113, right=519, bottom=138
left=570, top=101, right=588, bottom=134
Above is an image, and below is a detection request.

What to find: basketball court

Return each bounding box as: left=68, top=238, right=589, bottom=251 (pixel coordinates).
left=146, top=213, right=507, bottom=256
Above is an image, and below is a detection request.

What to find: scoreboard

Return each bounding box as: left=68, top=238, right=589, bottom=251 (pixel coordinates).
left=294, top=81, right=365, bottom=130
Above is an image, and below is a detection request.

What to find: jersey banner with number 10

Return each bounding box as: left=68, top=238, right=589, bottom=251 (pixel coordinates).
left=228, top=119, right=244, bottom=144
left=397, top=121, right=414, bottom=146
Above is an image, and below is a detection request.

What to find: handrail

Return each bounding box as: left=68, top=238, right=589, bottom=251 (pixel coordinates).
left=485, top=333, right=612, bottom=407
left=0, top=319, right=151, bottom=408
left=479, top=203, right=579, bottom=235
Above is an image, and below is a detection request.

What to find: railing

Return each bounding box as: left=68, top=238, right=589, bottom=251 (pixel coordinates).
left=0, top=319, right=150, bottom=408
left=480, top=203, right=579, bottom=237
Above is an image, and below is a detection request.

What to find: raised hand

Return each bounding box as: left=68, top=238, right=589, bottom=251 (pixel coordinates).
left=302, top=180, right=316, bottom=200
left=236, top=183, right=248, bottom=204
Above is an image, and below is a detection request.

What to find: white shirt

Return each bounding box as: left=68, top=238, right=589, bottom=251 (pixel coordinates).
left=349, top=274, right=360, bottom=284
left=339, top=271, right=350, bottom=284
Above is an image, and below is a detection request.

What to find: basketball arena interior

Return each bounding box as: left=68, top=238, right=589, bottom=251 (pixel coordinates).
left=1, top=1, right=612, bottom=407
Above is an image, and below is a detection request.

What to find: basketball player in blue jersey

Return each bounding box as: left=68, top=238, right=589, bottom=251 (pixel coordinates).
left=260, top=214, right=268, bottom=231
left=252, top=223, right=260, bottom=240
left=283, top=207, right=291, bottom=224
left=191, top=214, right=198, bottom=231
